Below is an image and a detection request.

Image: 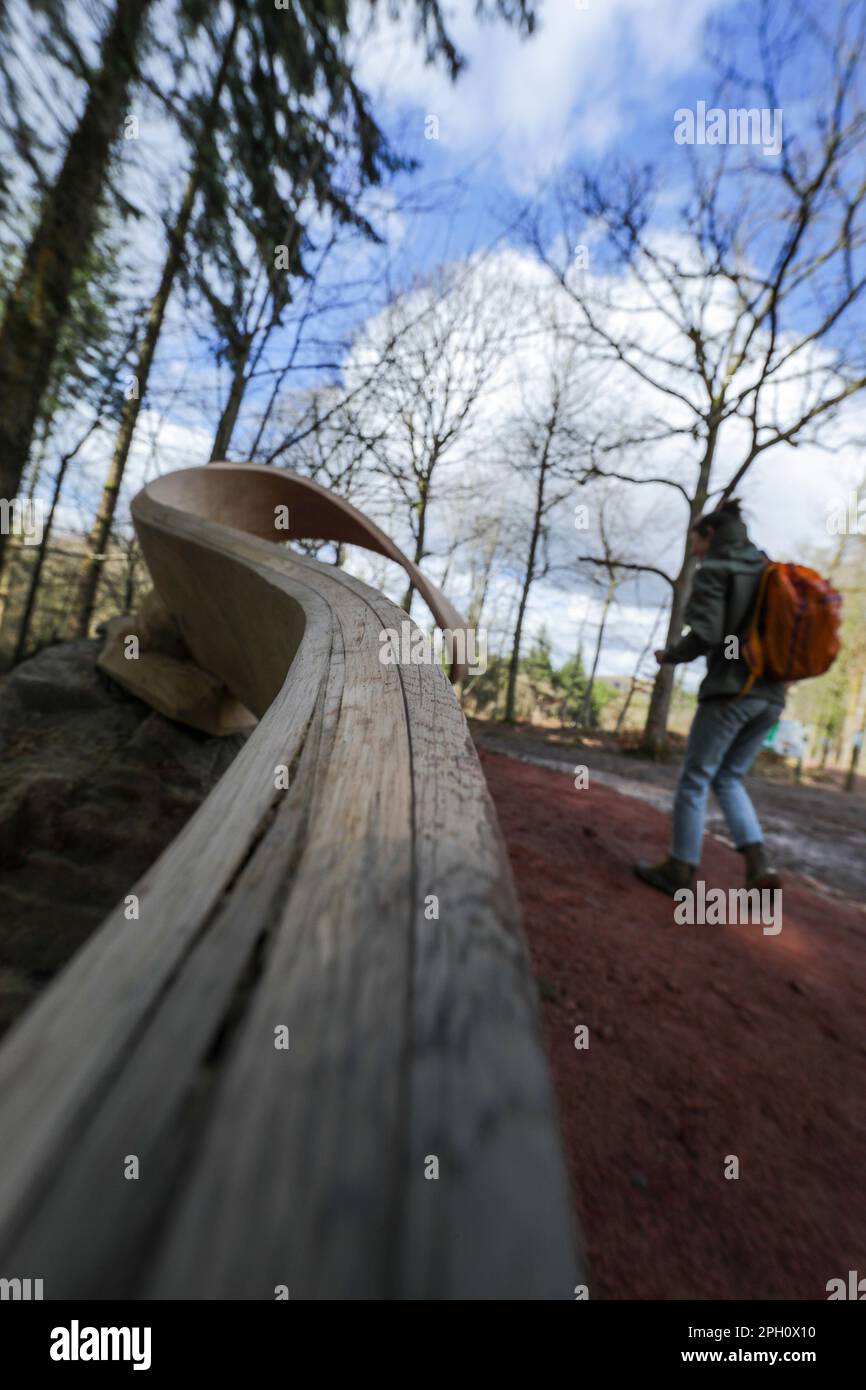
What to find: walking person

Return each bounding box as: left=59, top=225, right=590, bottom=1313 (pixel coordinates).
left=635, top=499, right=784, bottom=896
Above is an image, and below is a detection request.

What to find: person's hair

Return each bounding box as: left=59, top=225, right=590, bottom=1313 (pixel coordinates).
left=691, top=497, right=743, bottom=539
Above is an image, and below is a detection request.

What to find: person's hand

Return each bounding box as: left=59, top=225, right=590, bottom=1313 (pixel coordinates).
left=654, top=648, right=668, bottom=665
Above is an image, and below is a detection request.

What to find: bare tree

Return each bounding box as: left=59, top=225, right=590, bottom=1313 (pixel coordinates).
left=615, top=602, right=667, bottom=735
left=576, top=500, right=623, bottom=726
left=527, top=0, right=866, bottom=753
left=337, top=260, right=520, bottom=613
left=498, top=322, right=599, bottom=722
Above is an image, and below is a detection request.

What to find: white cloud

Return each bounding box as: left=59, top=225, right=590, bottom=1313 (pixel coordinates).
left=339, top=242, right=866, bottom=678
left=352, top=0, right=727, bottom=188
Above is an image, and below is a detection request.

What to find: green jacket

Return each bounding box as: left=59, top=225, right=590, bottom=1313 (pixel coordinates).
left=665, top=516, right=786, bottom=705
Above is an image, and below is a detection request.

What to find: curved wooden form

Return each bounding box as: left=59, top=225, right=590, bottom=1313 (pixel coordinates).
left=142, top=461, right=472, bottom=684
left=0, top=462, right=583, bottom=1299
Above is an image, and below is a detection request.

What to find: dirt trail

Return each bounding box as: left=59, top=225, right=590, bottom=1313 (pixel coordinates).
left=474, top=724, right=866, bottom=904
left=480, top=746, right=866, bottom=1300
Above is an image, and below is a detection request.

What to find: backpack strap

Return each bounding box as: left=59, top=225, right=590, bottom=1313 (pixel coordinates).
left=736, top=561, right=773, bottom=699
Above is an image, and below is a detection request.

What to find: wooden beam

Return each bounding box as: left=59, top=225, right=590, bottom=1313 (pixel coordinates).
left=0, top=463, right=584, bottom=1298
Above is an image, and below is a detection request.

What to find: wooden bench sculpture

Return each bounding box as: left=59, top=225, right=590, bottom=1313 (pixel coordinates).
left=0, top=462, right=583, bottom=1299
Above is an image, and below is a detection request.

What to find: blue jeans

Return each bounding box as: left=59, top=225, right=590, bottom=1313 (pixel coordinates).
left=672, top=696, right=781, bottom=865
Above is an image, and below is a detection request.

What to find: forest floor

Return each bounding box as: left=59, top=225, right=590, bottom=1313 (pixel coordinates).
left=471, top=719, right=866, bottom=903
left=477, top=737, right=866, bottom=1300
left=3, top=647, right=863, bottom=1298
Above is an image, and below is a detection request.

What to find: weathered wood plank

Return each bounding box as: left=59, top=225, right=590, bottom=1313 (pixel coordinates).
left=0, top=464, right=585, bottom=1299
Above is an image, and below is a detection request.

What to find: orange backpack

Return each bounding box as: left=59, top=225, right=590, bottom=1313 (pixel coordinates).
left=741, top=562, right=842, bottom=694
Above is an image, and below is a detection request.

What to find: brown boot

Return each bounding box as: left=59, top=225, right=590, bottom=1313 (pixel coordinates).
left=740, top=841, right=782, bottom=891
left=634, top=856, right=696, bottom=897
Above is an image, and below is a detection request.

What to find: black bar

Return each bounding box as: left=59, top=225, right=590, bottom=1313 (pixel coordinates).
left=1, top=1299, right=861, bottom=1376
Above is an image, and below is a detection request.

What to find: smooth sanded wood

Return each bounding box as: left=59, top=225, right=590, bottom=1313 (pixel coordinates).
left=0, top=462, right=584, bottom=1299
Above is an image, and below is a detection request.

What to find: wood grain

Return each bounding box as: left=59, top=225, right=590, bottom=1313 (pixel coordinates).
left=0, top=463, right=584, bottom=1299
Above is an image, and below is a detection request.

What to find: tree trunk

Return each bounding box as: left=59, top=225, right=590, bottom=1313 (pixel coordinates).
left=580, top=576, right=616, bottom=727
left=467, top=520, right=501, bottom=630
left=616, top=602, right=663, bottom=735
left=505, top=458, right=548, bottom=723
left=0, top=410, right=55, bottom=633
left=13, top=444, right=77, bottom=663
left=0, top=0, right=153, bottom=567
left=401, top=482, right=429, bottom=616
left=615, top=673, right=637, bottom=735
left=504, top=566, right=535, bottom=723
left=640, top=558, right=691, bottom=755
left=839, top=668, right=866, bottom=770
left=123, top=537, right=139, bottom=612
left=66, top=14, right=241, bottom=638
left=819, top=720, right=833, bottom=769
left=640, top=433, right=716, bottom=755
left=845, top=735, right=863, bottom=792
left=65, top=171, right=196, bottom=637
left=210, top=339, right=253, bottom=462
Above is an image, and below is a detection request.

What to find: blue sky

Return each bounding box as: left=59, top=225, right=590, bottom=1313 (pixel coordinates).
left=10, top=0, right=864, bottom=681
left=334, top=0, right=866, bottom=677
left=351, top=0, right=734, bottom=272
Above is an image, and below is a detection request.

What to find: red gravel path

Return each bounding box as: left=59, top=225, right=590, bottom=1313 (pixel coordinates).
left=480, top=747, right=866, bottom=1301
